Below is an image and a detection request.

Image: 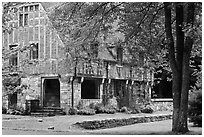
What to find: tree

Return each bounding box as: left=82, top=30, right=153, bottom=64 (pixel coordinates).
left=164, top=3, right=200, bottom=133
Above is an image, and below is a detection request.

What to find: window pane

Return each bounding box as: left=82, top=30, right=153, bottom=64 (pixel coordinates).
left=81, top=79, right=99, bottom=99
left=30, top=6, right=34, bottom=11
left=24, top=14, right=28, bottom=26
left=19, top=14, right=23, bottom=26
left=35, top=5, right=39, bottom=11
left=25, top=6, right=28, bottom=12
left=9, top=45, right=18, bottom=66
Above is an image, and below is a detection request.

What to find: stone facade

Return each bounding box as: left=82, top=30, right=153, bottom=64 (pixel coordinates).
left=2, top=3, right=156, bottom=112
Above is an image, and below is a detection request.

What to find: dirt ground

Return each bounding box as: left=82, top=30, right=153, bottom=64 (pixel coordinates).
left=2, top=112, right=202, bottom=135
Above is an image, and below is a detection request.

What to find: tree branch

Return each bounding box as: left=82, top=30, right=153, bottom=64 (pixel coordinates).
left=164, top=2, right=177, bottom=73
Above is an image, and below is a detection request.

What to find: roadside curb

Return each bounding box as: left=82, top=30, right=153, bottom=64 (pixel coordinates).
left=74, top=114, right=172, bottom=130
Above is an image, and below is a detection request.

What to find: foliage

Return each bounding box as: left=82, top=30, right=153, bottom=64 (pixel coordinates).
left=120, top=106, right=128, bottom=113
left=188, top=73, right=202, bottom=127
left=68, top=108, right=78, bottom=115
left=140, top=105, right=154, bottom=114
left=93, top=103, right=116, bottom=114
left=2, top=107, right=7, bottom=114
left=77, top=108, right=96, bottom=115
left=77, top=100, right=84, bottom=110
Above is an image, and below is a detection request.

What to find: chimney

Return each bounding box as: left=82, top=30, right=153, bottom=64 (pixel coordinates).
left=139, top=52, right=144, bottom=67
left=117, top=46, right=123, bottom=64
left=91, top=42, right=99, bottom=58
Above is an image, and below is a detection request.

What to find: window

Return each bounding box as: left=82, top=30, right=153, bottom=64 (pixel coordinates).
left=81, top=79, right=100, bottom=99
left=19, top=7, right=23, bottom=12
left=30, top=6, right=34, bottom=11
left=19, top=14, right=23, bottom=26
left=9, top=45, right=18, bottom=67
left=35, top=5, right=39, bottom=11
left=151, top=69, right=172, bottom=99
left=30, top=43, right=38, bottom=60
left=24, top=14, right=28, bottom=26
left=25, top=6, right=28, bottom=12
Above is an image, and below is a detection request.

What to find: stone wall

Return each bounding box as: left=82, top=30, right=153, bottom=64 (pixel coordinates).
left=60, top=79, right=72, bottom=111
left=2, top=3, right=74, bottom=76
left=19, top=77, right=41, bottom=109
left=151, top=101, right=173, bottom=111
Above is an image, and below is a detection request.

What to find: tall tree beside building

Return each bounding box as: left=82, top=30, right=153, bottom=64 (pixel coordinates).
left=164, top=3, right=198, bottom=133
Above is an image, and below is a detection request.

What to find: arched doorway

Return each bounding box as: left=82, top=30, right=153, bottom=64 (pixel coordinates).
left=43, top=79, right=60, bottom=107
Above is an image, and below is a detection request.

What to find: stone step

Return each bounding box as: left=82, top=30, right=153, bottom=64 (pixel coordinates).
left=30, top=107, right=65, bottom=116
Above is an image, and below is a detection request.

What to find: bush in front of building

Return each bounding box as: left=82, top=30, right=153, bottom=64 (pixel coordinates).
left=120, top=106, right=128, bottom=113
left=77, top=108, right=96, bottom=115
left=188, top=89, right=202, bottom=127
left=131, top=108, right=141, bottom=114
left=2, top=106, right=7, bottom=114
left=140, top=104, right=154, bottom=114
left=93, top=103, right=116, bottom=114
left=68, top=108, right=78, bottom=115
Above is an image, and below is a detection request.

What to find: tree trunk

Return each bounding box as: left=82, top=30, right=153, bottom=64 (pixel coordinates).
left=177, top=3, right=195, bottom=133
left=164, top=2, right=195, bottom=133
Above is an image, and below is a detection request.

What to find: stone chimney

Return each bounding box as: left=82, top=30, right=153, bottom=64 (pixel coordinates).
left=117, top=46, right=123, bottom=64
left=139, top=52, right=144, bottom=67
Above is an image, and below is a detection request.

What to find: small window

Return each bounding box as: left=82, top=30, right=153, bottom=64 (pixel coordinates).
left=25, top=6, right=29, bottom=12
left=30, top=43, right=38, bottom=60
left=35, top=5, right=39, bottom=11
left=24, top=14, right=28, bottom=26
left=19, top=14, right=23, bottom=26
left=30, top=6, right=34, bottom=11
left=9, top=45, right=18, bottom=67
left=19, top=7, right=23, bottom=12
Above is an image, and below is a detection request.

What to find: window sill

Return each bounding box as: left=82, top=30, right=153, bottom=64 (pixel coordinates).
left=151, top=98, right=173, bottom=102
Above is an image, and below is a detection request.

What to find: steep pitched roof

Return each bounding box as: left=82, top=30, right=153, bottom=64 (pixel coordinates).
left=40, top=2, right=63, bottom=12
left=40, top=2, right=116, bottom=62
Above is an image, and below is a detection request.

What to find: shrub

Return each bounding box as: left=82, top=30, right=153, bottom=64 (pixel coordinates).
left=89, top=103, right=95, bottom=109
left=141, top=105, right=154, bottom=113
left=77, top=101, right=83, bottom=110
left=94, top=103, right=105, bottom=114
left=2, top=107, right=7, bottom=114
left=131, top=108, right=141, bottom=114
left=188, top=89, right=202, bottom=127
left=93, top=103, right=116, bottom=114
left=68, top=108, right=78, bottom=115
left=120, top=106, right=128, bottom=113
left=103, top=108, right=116, bottom=114
left=77, top=108, right=96, bottom=115
left=59, top=111, right=66, bottom=115
left=7, top=109, right=15, bottom=115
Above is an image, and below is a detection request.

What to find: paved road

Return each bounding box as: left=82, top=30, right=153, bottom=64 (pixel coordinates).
left=3, top=119, right=202, bottom=135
